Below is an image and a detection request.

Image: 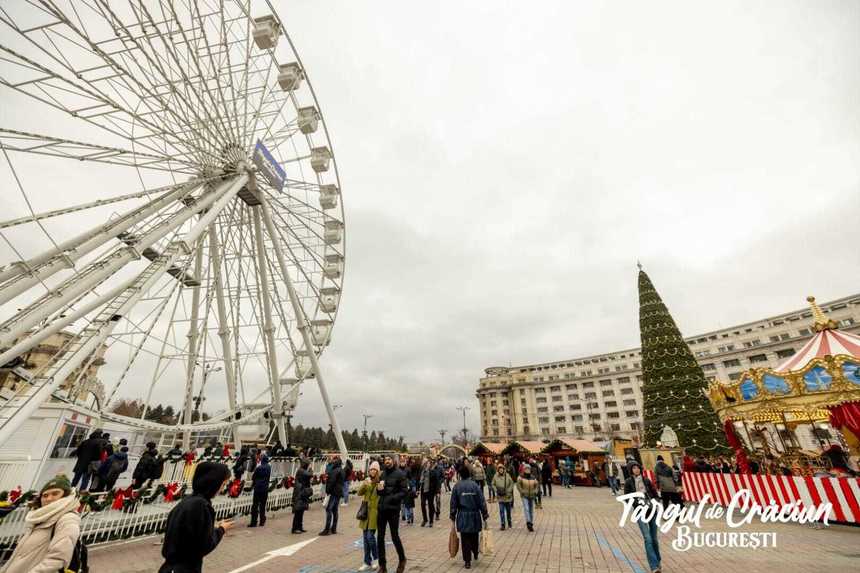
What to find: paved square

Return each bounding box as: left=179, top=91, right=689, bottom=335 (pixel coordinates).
left=88, top=486, right=860, bottom=572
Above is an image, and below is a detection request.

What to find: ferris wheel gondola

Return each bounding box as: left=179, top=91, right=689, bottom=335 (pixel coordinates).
left=0, top=0, right=347, bottom=455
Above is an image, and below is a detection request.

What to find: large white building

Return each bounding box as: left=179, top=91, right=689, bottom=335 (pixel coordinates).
left=477, top=294, right=860, bottom=444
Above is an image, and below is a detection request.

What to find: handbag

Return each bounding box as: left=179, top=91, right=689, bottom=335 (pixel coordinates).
left=322, top=494, right=330, bottom=507
left=448, top=524, right=460, bottom=558
left=356, top=500, right=369, bottom=521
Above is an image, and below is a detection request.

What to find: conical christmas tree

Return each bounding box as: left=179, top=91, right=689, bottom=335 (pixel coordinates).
left=638, top=267, right=729, bottom=456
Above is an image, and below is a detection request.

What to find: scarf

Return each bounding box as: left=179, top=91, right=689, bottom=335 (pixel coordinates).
left=25, top=494, right=78, bottom=529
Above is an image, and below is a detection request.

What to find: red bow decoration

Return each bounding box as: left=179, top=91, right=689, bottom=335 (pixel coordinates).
left=111, top=491, right=126, bottom=510
left=164, top=482, right=180, bottom=502
left=8, top=487, right=22, bottom=503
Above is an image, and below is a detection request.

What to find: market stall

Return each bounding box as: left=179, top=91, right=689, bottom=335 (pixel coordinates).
left=541, top=438, right=607, bottom=486
left=469, top=441, right=505, bottom=467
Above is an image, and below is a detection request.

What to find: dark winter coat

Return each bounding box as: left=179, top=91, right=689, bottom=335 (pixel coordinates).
left=99, top=450, right=129, bottom=483
left=72, top=432, right=104, bottom=473
left=654, top=460, right=678, bottom=493
left=133, top=448, right=161, bottom=483
left=540, top=461, right=553, bottom=483
left=450, top=478, right=489, bottom=533
left=378, top=466, right=409, bottom=513
left=251, top=460, right=272, bottom=495
left=623, top=475, right=659, bottom=506
left=291, top=467, right=313, bottom=513
left=325, top=460, right=345, bottom=497
left=159, top=462, right=229, bottom=573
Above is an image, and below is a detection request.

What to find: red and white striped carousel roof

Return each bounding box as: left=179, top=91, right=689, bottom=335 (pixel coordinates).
left=775, top=328, right=860, bottom=372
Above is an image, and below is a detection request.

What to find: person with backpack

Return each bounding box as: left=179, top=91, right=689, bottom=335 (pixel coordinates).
left=133, top=442, right=161, bottom=489
left=159, top=462, right=233, bottom=573
left=249, top=454, right=271, bottom=527
left=0, top=474, right=83, bottom=573
left=98, top=445, right=129, bottom=492
left=356, top=461, right=381, bottom=572
left=342, top=458, right=354, bottom=506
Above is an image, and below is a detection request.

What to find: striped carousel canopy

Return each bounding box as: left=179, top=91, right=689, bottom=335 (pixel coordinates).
left=775, top=297, right=860, bottom=373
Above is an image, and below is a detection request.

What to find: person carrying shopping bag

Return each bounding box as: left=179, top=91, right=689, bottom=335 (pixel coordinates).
left=356, top=461, right=381, bottom=571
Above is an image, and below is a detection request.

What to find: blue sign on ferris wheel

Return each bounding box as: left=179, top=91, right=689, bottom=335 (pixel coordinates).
left=252, top=139, right=286, bottom=192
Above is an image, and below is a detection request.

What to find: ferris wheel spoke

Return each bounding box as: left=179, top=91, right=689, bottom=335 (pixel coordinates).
left=0, top=128, right=196, bottom=172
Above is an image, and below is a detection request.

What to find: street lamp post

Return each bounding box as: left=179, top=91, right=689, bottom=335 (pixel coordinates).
left=456, top=406, right=470, bottom=447
left=362, top=413, right=374, bottom=452
left=438, top=429, right=447, bottom=444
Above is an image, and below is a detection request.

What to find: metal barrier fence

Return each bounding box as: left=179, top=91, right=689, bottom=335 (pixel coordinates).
left=0, top=451, right=395, bottom=560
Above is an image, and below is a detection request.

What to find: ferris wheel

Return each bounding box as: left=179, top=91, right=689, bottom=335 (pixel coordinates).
left=0, top=0, right=347, bottom=454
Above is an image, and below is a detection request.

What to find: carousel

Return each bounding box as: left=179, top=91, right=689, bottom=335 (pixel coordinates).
left=707, top=297, right=860, bottom=474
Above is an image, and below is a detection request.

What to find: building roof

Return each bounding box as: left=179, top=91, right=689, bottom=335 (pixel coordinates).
left=501, top=440, right=547, bottom=455
left=469, top=442, right=505, bottom=456
left=542, top=438, right=606, bottom=454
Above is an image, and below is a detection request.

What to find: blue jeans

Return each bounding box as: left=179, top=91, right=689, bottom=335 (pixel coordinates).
left=362, top=529, right=378, bottom=565
left=324, top=494, right=340, bottom=532
left=72, top=469, right=91, bottom=491
left=401, top=505, right=413, bottom=522
left=342, top=480, right=350, bottom=503
left=608, top=476, right=619, bottom=494
left=498, top=501, right=512, bottom=526
left=637, top=516, right=661, bottom=571
left=522, top=497, right=534, bottom=524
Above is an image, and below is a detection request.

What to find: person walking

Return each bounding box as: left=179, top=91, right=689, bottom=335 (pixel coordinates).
left=624, top=462, right=662, bottom=573
left=528, top=459, right=542, bottom=508
left=540, top=458, right=553, bottom=498
left=249, top=454, right=271, bottom=527
left=654, top=456, right=681, bottom=509
left=320, top=457, right=344, bottom=535
left=357, top=461, right=381, bottom=572
left=377, top=454, right=408, bottom=573
left=342, top=458, right=353, bottom=506
left=470, top=459, right=486, bottom=497
left=606, top=458, right=621, bottom=496
left=291, top=460, right=313, bottom=534
left=133, top=442, right=161, bottom=489
left=516, top=466, right=540, bottom=532
left=444, top=464, right=453, bottom=492
left=492, top=464, right=514, bottom=530
left=433, top=458, right=445, bottom=521
left=0, top=475, right=81, bottom=573
left=419, top=458, right=439, bottom=527
left=450, top=465, right=489, bottom=570
left=159, top=462, right=233, bottom=573
left=485, top=462, right=496, bottom=502
left=71, top=430, right=103, bottom=492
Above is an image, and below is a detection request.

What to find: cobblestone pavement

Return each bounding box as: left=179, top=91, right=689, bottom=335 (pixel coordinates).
left=89, top=486, right=860, bottom=572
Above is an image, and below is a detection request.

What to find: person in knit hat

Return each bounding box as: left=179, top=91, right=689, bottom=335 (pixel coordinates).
left=356, top=461, right=382, bottom=571
left=0, top=474, right=80, bottom=573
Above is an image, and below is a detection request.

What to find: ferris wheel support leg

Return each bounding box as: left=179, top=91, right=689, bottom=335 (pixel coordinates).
left=181, top=239, right=206, bottom=451
left=251, top=204, right=287, bottom=446
left=258, top=195, right=348, bottom=461
left=0, top=181, right=199, bottom=305
left=208, top=222, right=241, bottom=449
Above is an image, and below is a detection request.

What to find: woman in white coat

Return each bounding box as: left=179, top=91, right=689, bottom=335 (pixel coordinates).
left=1, top=474, right=81, bottom=573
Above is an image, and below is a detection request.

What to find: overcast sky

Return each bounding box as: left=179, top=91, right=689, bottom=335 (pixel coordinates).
left=2, top=1, right=859, bottom=443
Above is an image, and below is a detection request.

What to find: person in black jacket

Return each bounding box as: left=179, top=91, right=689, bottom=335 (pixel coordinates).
left=540, top=458, right=553, bottom=497
left=377, top=454, right=408, bottom=573
left=249, top=454, right=272, bottom=527
left=133, top=442, right=161, bottom=489
left=319, top=458, right=344, bottom=535
left=291, top=460, right=313, bottom=534
left=623, top=462, right=661, bottom=573
left=159, top=461, right=233, bottom=573
left=71, top=430, right=103, bottom=491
